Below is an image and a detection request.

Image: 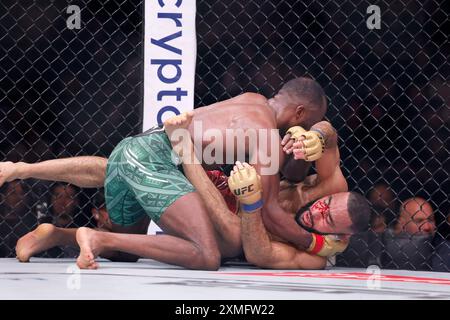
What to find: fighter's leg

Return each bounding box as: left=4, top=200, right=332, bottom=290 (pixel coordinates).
left=16, top=142, right=147, bottom=264
left=165, top=112, right=242, bottom=257
left=76, top=192, right=221, bottom=270
left=15, top=216, right=149, bottom=263
left=98, top=216, right=150, bottom=263
left=157, top=191, right=221, bottom=269
left=16, top=224, right=77, bottom=262
left=77, top=129, right=221, bottom=270
left=182, top=168, right=242, bottom=257
left=0, top=156, right=107, bottom=189
left=97, top=135, right=151, bottom=263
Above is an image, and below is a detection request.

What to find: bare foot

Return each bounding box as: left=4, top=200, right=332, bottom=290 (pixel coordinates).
left=16, top=223, right=58, bottom=262
left=164, top=112, right=195, bottom=162
left=76, top=227, right=100, bottom=269
left=164, top=111, right=194, bottom=139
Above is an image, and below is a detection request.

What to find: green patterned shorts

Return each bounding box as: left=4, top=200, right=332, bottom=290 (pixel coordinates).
left=105, top=127, right=196, bottom=226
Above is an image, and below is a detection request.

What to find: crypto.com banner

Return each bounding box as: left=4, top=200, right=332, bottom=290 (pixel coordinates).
left=144, top=1, right=196, bottom=234
left=143, top=0, right=196, bottom=129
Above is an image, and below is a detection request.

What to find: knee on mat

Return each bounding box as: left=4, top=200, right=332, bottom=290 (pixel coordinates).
left=188, top=246, right=221, bottom=271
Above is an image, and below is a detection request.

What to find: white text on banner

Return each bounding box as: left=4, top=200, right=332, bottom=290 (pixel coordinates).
left=143, top=0, right=197, bottom=130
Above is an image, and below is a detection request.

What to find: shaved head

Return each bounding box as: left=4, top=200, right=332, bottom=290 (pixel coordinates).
left=281, top=77, right=327, bottom=125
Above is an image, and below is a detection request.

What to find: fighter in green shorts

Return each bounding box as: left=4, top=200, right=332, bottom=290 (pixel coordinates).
left=105, top=126, right=195, bottom=226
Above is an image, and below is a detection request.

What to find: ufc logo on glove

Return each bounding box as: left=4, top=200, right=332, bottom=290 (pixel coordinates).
left=233, top=184, right=255, bottom=196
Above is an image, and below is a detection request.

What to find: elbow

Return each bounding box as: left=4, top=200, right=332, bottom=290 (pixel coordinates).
left=319, top=260, right=327, bottom=269
left=302, top=259, right=327, bottom=270
left=245, top=253, right=261, bottom=266
left=333, top=171, right=348, bottom=193
left=244, top=249, right=273, bottom=269
left=320, top=168, right=348, bottom=195
left=339, top=179, right=348, bottom=193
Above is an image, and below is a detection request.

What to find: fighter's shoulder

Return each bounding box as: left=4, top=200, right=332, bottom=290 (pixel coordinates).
left=235, top=92, right=268, bottom=105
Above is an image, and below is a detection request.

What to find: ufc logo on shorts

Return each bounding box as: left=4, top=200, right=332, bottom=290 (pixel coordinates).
left=233, top=184, right=254, bottom=196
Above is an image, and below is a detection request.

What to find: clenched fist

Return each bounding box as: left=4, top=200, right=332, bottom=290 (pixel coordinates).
left=228, top=161, right=263, bottom=213
left=281, top=126, right=325, bottom=161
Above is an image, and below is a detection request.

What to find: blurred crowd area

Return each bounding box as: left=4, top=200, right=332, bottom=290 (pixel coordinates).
left=0, top=1, right=448, bottom=270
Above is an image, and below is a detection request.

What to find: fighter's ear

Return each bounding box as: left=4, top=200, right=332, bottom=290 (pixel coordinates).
left=295, top=105, right=305, bottom=119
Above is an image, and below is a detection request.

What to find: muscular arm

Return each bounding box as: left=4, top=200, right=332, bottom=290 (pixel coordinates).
left=241, top=208, right=326, bottom=269
left=260, top=173, right=313, bottom=249
left=163, top=113, right=242, bottom=256
left=248, top=123, right=313, bottom=250
left=0, top=157, right=107, bottom=188
left=282, top=121, right=347, bottom=202
left=302, top=121, right=347, bottom=200
left=178, top=138, right=241, bottom=252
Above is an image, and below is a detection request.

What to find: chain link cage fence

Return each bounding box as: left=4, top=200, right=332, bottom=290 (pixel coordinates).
left=0, top=0, right=449, bottom=271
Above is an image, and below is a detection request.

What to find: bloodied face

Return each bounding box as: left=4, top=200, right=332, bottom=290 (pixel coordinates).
left=295, top=193, right=354, bottom=235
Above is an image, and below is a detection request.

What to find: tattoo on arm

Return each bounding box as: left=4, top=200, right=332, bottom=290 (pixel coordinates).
left=311, top=121, right=337, bottom=149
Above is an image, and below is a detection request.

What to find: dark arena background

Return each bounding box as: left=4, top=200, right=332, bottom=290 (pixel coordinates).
left=0, top=0, right=449, bottom=300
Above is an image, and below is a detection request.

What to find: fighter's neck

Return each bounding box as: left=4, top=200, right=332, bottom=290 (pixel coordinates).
left=265, top=103, right=278, bottom=123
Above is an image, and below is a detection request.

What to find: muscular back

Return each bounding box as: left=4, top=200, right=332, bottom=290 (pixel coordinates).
left=188, top=94, right=279, bottom=170
left=184, top=94, right=312, bottom=248
left=185, top=94, right=289, bottom=227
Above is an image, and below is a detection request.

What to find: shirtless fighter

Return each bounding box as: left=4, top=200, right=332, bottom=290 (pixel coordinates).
left=1, top=77, right=355, bottom=269
left=13, top=113, right=370, bottom=269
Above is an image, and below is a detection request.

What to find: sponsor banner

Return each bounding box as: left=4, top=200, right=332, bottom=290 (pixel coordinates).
left=143, top=0, right=196, bottom=129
